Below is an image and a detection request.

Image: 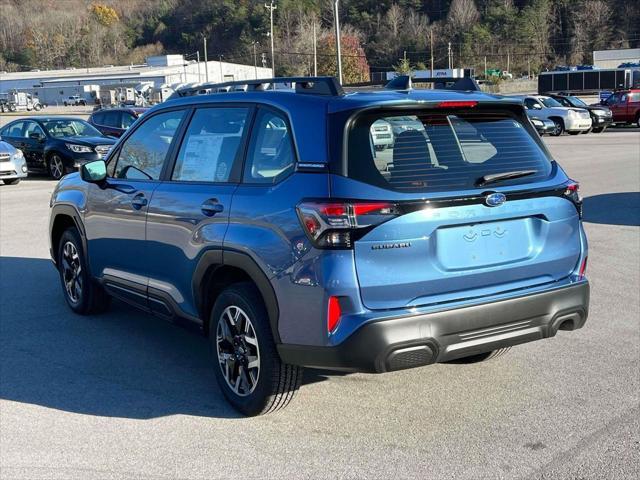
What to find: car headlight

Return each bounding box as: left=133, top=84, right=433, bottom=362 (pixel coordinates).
left=592, top=109, right=606, bottom=116
left=531, top=119, right=543, bottom=127
left=12, top=149, right=24, bottom=160
left=568, top=110, right=578, bottom=118
left=65, top=143, right=93, bottom=153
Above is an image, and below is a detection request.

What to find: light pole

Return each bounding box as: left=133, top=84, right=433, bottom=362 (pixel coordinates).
left=203, top=36, right=209, bottom=83
left=265, top=1, right=277, bottom=78
left=312, top=20, right=317, bottom=77
left=252, top=41, right=259, bottom=79
left=219, top=55, right=224, bottom=82
left=333, top=0, right=343, bottom=84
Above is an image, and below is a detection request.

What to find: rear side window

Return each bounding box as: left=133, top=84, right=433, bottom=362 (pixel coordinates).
left=3, top=122, right=24, bottom=137
left=347, top=111, right=552, bottom=193
left=103, top=111, right=121, bottom=128
left=243, top=109, right=295, bottom=184
left=172, top=107, right=249, bottom=182
left=92, top=112, right=105, bottom=125
left=113, top=110, right=185, bottom=180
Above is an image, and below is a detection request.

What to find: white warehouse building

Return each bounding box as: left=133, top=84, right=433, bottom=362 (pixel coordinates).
left=0, top=54, right=272, bottom=105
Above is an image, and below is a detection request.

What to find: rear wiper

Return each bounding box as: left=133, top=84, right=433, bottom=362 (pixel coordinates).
left=475, top=170, right=537, bottom=187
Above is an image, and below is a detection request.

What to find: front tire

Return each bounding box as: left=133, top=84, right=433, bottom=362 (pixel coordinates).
left=48, top=154, right=65, bottom=180
left=57, top=228, right=110, bottom=315
left=592, top=126, right=606, bottom=133
left=550, top=119, right=564, bottom=136
left=209, top=283, right=303, bottom=416
left=3, top=178, right=20, bottom=185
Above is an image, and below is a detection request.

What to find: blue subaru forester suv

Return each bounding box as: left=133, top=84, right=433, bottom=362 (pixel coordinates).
left=49, top=77, right=589, bottom=416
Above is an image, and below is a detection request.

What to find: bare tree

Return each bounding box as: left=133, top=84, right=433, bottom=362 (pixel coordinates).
left=448, top=0, right=480, bottom=31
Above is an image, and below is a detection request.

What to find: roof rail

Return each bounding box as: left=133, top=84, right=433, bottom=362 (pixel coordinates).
left=170, top=76, right=345, bottom=99
left=384, top=75, right=482, bottom=92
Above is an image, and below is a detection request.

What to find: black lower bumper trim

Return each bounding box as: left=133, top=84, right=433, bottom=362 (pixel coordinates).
left=278, top=281, right=589, bottom=373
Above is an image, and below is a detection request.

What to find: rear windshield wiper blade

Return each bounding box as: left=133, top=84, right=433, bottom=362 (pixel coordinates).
left=475, top=170, right=537, bottom=187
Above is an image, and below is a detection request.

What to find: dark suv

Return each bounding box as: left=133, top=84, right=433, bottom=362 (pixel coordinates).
left=550, top=94, right=613, bottom=133
left=88, top=107, right=149, bottom=138
left=49, top=77, right=590, bottom=416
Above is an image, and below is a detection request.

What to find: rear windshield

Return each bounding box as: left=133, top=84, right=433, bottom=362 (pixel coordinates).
left=347, top=111, right=552, bottom=193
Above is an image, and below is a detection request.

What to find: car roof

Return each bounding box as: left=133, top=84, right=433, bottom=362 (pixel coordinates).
left=156, top=87, right=523, bottom=164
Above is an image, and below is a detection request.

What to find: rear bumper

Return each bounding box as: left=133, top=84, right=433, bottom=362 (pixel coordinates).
left=278, top=281, right=589, bottom=373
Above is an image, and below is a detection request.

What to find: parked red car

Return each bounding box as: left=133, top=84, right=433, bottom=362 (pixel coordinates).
left=600, top=90, right=640, bottom=127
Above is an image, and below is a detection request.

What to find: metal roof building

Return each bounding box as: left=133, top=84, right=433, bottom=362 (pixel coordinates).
left=0, top=55, right=271, bottom=103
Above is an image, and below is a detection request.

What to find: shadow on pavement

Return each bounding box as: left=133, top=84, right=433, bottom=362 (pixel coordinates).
left=0, top=256, right=337, bottom=419
left=582, top=192, right=640, bottom=227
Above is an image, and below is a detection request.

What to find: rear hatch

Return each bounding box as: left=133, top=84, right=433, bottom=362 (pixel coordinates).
left=329, top=103, right=582, bottom=310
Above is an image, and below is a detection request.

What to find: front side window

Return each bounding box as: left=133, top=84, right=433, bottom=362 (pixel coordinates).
left=24, top=121, right=45, bottom=138
left=172, top=107, right=249, bottom=182
left=524, top=98, right=541, bottom=110
left=346, top=111, right=552, bottom=193
left=243, top=109, right=295, bottom=184
left=114, top=110, right=185, bottom=180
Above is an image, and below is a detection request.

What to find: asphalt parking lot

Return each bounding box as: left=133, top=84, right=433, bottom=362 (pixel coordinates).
left=1, top=128, right=639, bottom=479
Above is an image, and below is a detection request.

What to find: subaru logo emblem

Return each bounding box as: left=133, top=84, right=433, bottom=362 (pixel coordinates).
left=485, top=192, right=506, bottom=207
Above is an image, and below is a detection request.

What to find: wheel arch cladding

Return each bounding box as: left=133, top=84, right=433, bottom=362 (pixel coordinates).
left=194, top=250, right=281, bottom=342
left=50, top=206, right=85, bottom=264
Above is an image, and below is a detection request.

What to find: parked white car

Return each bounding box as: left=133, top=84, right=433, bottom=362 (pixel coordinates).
left=370, top=120, right=394, bottom=150
left=520, top=95, right=592, bottom=136
left=0, top=137, right=28, bottom=185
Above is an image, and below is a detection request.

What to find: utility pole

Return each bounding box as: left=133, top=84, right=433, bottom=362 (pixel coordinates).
left=447, top=42, right=452, bottom=69
left=265, top=1, right=277, bottom=78
left=203, top=37, right=209, bottom=83
left=430, top=29, right=434, bottom=79
left=313, top=20, right=317, bottom=77
left=196, top=51, right=201, bottom=82
left=484, top=55, right=487, bottom=78
left=218, top=55, right=224, bottom=82
left=252, top=42, right=258, bottom=79
left=333, top=0, right=343, bottom=84
left=527, top=57, right=531, bottom=79
left=507, top=50, right=510, bottom=74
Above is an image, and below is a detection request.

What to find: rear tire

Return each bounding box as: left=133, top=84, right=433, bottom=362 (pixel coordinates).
left=592, top=126, right=605, bottom=133
left=445, top=347, right=511, bottom=364
left=209, top=282, right=303, bottom=416
left=57, top=228, right=110, bottom=315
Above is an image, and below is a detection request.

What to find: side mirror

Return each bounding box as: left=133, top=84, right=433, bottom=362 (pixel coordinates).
left=80, top=160, right=107, bottom=183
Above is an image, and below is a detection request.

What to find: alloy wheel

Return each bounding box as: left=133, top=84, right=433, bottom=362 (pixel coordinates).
left=216, top=305, right=260, bottom=397
left=61, top=241, right=83, bottom=303
left=50, top=155, right=64, bottom=179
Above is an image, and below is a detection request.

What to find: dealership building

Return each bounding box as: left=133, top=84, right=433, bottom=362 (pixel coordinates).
left=0, top=55, right=271, bottom=105
left=593, top=48, right=640, bottom=68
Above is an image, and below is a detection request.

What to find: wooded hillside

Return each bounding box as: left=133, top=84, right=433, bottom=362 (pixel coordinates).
left=1, top=0, right=638, bottom=79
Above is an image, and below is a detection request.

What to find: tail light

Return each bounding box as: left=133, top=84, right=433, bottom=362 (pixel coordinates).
left=297, top=201, right=400, bottom=249
left=578, top=256, right=588, bottom=279
left=563, top=180, right=582, bottom=218
left=327, top=296, right=342, bottom=333
left=437, top=100, right=478, bottom=108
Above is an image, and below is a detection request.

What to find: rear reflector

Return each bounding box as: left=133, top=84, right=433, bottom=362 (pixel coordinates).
left=327, top=296, right=341, bottom=333
left=578, top=256, right=588, bottom=279
left=437, top=101, right=478, bottom=108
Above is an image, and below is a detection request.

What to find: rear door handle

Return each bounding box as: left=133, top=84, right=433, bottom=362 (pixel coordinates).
left=201, top=198, right=224, bottom=216
left=131, top=193, right=148, bottom=210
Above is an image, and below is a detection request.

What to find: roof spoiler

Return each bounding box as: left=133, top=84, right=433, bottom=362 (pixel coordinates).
left=384, top=75, right=482, bottom=92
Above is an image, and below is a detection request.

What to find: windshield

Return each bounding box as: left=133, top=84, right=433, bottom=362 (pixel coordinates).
left=540, top=97, right=563, bottom=108
left=346, top=111, right=552, bottom=193
left=42, top=119, right=103, bottom=138
left=566, top=96, right=587, bottom=107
